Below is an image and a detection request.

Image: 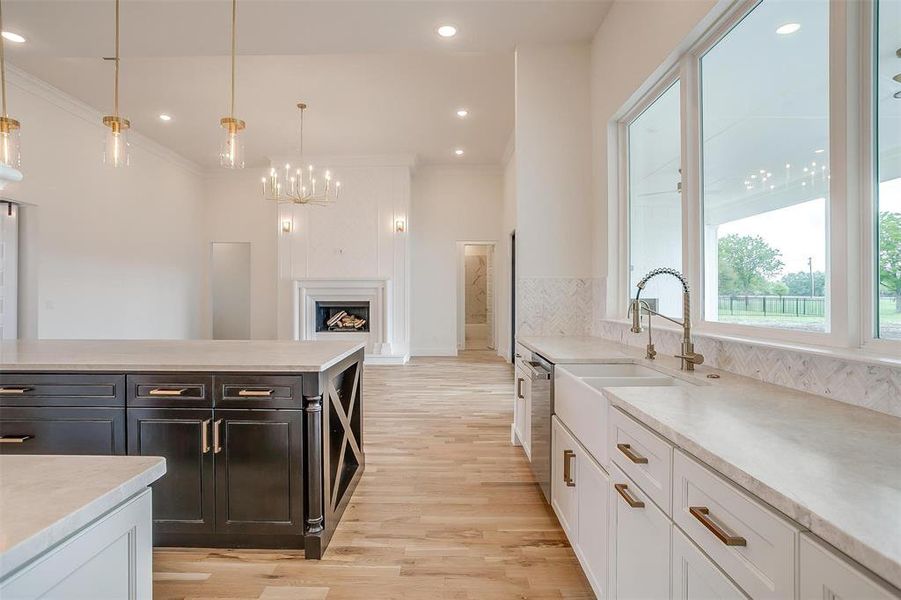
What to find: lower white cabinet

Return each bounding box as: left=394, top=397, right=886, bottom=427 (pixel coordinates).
left=672, top=527, right=746, bottom=600
left=609, top=463, right=671, bottom=600
left=513, top=363, right=526, bottom=447
left=575, top=442, right=609, bottom=598
left=0, top=488, right=153, bottom=599
left=552, top=416, right=579, bottom=539
left=799, top=533, right=898, bottom=600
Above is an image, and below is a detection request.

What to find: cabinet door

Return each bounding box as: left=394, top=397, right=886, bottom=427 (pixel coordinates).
left=551, top=416, right=579, bottom=540
left=513, top=365, right=526, bottom=447
left=609, top=464, right=670, bottom=600
left=522, top=373, right=532, bottom=459
left=800, top=533, right=898, bottom=600
left=673, top=528, right=746, bottom=600
left=127, top=408, right=215, bottom=534
left=0, top=407, right=125, bottom=455
left=575, top=451, right=609, bottom=599
left=214, top=409, right=304, bottom=535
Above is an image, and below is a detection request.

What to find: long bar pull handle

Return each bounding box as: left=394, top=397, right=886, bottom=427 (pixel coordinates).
left=614, top=483, right=645, bottom=508
left=563, top=450, right=576, bottom=487
left=689, top=506, right=747, bottom=546
left=201, top=419, right=211, bottom=454
left=0, top=387, right=33, bottom=395
left=212, top=419, right=223, bottom=454
left=0, top=435, right=33, bottom=443
left=237, top=389, right=273, bottom=397
left=516, top=378, right=524, bottom=399
left=617, top=443, right=649, bottom=464
left=149, top=388, right=188, bottom=396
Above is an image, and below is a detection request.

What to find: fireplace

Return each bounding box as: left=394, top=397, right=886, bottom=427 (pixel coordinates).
left=315, top=301, right=371, bottom=333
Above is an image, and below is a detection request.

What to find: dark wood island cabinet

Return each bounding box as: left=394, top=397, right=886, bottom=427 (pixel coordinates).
left=0, top=340, right=365, bottom=559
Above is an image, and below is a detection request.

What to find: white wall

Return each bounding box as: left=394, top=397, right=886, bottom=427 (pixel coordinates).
left=410, top=165, right=503, bottom=356
left=4, top=68, right=207, bottom=340
left=496, top=138, right=516, bottom=360
left=203, top=170, right=278, bottom=340
left=589, top=0, right=720, bottom=316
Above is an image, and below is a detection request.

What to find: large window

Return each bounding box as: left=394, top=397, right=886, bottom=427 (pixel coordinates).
left=628, top=81, right=682, bottom=318
left=700, top=0, right=829, bottom=333
left=876, top=0, right=901, bottom=341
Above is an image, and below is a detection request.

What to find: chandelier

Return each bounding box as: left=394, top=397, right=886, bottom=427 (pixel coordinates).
left=262, top=103, right=340, bottom=205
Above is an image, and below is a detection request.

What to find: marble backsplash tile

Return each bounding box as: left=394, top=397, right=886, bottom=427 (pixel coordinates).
left=516, top=277, right=598, bottom=337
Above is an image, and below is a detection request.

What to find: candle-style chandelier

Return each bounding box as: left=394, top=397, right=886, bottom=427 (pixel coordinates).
left=262, top=103, right=340, bottom=205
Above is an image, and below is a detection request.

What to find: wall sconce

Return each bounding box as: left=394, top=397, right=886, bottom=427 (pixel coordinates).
left=281, top=219, right=293, bottom=234
left=395, top=218, right=406, bottom=233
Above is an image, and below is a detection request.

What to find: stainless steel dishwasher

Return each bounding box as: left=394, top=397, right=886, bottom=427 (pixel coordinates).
left=524, top=354, right=552, bottom=502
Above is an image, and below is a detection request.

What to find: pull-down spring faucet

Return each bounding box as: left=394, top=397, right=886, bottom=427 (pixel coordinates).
left=628, top=268, right=704, bottom=371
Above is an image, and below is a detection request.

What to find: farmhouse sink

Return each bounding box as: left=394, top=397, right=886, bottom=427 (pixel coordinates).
left=557, top=363, right=666, bottom=379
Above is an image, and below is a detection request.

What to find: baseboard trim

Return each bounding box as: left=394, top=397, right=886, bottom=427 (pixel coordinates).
left=365, top=354, right=410, bottom=365
left=411, top=347, right=458, bottom=357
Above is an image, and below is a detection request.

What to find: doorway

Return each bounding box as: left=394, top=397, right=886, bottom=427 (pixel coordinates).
left=211, top=242, right=251, bottom=340
left=457, top=242, right=496, bottom=351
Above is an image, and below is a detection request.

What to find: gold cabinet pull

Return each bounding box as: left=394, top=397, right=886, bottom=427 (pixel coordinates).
left=212, top=419, right=223, bottom=454
left=149, top=388, right=188, bottom=396
left=0, top=435, right=33, bottom=443
left=516, top=378, right=524, bottom=399
left=689, top=506, right=747, bottom=546
left=201, top=419, right=211, bottom=454
left=563, top=450, right=576, bottom=487
left=614, top=483, right=645, bottom=508
left=237, top=389, right=273, bottom=397
left=617, top=443, right=649, bottom=464
left=0, top=387, right=32, bottom=395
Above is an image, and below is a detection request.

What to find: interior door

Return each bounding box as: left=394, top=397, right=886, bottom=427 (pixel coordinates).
left=127, top=408, right=215, bottom=534
left=214, top=409, right=304, bottom=534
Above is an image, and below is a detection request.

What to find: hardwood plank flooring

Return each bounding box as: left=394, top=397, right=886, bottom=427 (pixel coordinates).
left=153, top=351, right=594, bottom=599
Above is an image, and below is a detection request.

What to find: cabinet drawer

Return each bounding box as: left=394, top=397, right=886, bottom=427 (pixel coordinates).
left=609, top=407, right=673, bottom=515
left=0, top=406, right=126, bottom=455
left=0, top=373, right=124, bottom=407
left=127, top=374, right=212, bottom=408
left=214, top=375, right=302, bottom=409
left=673, top=449, right=798, bottom=599
left=514, top=342, right=532, bottom=363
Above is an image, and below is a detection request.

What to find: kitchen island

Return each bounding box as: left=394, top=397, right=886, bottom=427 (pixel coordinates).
left=0, top=339, right=365, bottom=559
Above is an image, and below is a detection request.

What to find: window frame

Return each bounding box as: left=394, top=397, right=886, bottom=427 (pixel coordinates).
left=611, top=0, right=899, bottom=357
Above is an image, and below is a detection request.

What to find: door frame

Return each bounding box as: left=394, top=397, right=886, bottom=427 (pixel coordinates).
left=456, top=241, right=497, bottom=351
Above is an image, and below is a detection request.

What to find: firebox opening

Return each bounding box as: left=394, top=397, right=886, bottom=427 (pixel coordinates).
left=315, top=301, right=371, bottom=333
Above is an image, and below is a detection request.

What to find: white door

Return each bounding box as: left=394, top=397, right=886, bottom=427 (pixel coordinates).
left=609, top=463, right=671, bottom=600
left=672, top=527, right=746, bottom=599
left=551, top=416, right=579, bottom=540
left=576, top=451, right=610, bottom=599
left=0, top=202, right=18, bottom=340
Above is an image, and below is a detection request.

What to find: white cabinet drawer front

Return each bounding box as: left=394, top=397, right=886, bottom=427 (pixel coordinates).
left=673, top=527, right=748, bottom=600
left=673, top=450, right=798, bottom=600
left=514, top=343, right=532, bottom=365
left=610, top=463, right=671, bottom=600
left=610, top=407, right=673, bottom=515
left=555, top=366, right=609, bottom=467
left=552, top=416, right=579, bottom=540
left=575, top=451, right=609, bottom=599
left=799, top=534, right=899, bottom=600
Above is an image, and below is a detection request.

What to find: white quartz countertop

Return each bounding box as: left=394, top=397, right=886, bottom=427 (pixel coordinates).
left=519, top=335, right=901, bottom=590
left=0, top=455, right=166, bottom=579
left=0, top=339, right=365, bottom=373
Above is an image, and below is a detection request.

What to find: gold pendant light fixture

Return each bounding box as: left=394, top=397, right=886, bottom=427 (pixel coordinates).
left=262, top=103, right=340, bottom=205
left=0, top=0, right=21, bottom=169
left=219, top=0, right=244, bottom=169
left=101, top=0, right=129, bottom=167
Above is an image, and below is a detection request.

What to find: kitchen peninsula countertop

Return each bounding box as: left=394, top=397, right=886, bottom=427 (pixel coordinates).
left=0, top=455, right=166, bottom=579
left=0, top=339, right=365, bottom=373
left=518, top=335, right=901, bottom=590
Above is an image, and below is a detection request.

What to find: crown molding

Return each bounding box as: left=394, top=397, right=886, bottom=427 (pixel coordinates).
left=7, top=64, right=204, bottom=176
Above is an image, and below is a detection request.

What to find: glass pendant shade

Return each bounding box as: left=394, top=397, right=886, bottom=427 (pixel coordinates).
left=102, top=116, right=130, bottom=168
left=0, top=117, right=20, bottom=169
left=219, top=117, right=245, bottom=169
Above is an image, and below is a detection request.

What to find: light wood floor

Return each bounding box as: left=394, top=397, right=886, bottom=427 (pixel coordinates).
left=153, top=352, right=594, bottom=599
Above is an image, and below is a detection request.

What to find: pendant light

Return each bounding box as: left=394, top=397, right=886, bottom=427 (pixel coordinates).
left=0, top=0, right=21, bottom=169
left=101, top=0, right=129, bottom=167
left=219, top=0, right=244, bottom=169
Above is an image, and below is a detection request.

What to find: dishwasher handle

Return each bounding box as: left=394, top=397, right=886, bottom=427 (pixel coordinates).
left=524, top=361, right=551, bottom=381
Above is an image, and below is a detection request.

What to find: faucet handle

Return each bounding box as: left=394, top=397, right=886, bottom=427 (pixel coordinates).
left=676, top=352, right=705, bottom=365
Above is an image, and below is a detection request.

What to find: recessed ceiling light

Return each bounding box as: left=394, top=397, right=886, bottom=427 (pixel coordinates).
left=454, top=148, right=464, bottom=156
left=776, top=23, right=801, bottom=35
left=1, top=31, right=26, bottom=44
left=456, top=108, right=468, bottom=118
left=158, top=114, right=172, bottom=122
left=437, top=25, right=457, bottom=38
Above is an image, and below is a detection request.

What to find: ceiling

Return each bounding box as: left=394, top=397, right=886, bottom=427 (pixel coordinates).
left=4, top=0, right=614, bottom=169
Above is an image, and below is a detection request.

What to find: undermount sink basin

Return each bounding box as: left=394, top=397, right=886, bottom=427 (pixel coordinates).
left=561, top=363, right=668, bottom=379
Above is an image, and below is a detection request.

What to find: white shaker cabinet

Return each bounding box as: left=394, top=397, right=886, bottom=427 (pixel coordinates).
left=552, top=416, right=579, bottom=539
left=513, top=363, right=527, bottom=448
left=609, top=463, right=671, bottom=600
left=799, top=534, right=898, bottom=600
left=575, top=448, right=609, bottom=598
left=672, top=527, right=746, bottom=600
